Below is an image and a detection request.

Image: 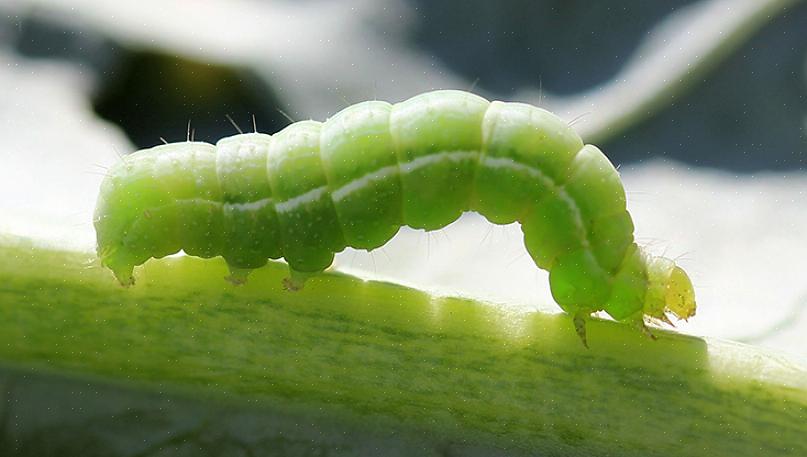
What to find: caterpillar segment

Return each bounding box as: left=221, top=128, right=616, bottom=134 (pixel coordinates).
left=94, top=90, right=696, bottom=344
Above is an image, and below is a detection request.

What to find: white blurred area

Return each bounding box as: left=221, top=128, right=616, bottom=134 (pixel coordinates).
left=0, top=50, right=127, bottom=251
left=0, top=0, right=805, bottom=358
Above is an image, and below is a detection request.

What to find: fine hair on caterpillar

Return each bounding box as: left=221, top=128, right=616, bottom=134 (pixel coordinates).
left=94, top=89, right=696, bottom=346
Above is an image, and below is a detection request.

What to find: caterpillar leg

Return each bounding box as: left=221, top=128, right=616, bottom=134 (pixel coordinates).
left=225, top=266, right=253, bottom=286
left=282, top=269, right=316, bottom=292
left=113, top=271, right=135, bottom=287
left=638, top=320, right=658, bottom=341
left=572, top=312, right=590, bottom=348
left=105, top=258, right=135, bottom=287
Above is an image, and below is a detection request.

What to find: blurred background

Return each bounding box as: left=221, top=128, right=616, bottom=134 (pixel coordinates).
left=0, top=0, right=805, bottom=356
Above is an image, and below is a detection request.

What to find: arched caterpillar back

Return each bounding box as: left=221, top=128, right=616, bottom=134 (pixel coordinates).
left=94, top=90, right=696, bottom=345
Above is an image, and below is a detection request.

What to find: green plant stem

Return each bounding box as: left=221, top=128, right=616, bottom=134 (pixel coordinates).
left=0, top=236, right=805, bottom=456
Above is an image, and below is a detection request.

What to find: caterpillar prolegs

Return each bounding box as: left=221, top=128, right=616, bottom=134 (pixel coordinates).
left=94, top=90, right=696, bottom=344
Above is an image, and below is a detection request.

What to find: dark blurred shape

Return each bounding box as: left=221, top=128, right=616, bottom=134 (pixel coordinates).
left=93, top=52, right=288, bottom=149
left=603, top=4, right=807, bottom=171
left=5, top=13, right=288, bottom=151
left=408, top=0, right=807, bottom=171
left=3, top=1, right=805, bottom=170
left=13, top=14, right=119, bottom=72
left=407, top=0, right=699, bottom=95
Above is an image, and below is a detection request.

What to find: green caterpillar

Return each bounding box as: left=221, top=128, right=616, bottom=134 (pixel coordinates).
left=94, top=90, right=696, bottom=344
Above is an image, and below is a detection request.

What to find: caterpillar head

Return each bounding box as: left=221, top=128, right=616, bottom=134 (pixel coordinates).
left=644, top=257, right=696, bottom=323
left=663, top=265, right=696, bottom=321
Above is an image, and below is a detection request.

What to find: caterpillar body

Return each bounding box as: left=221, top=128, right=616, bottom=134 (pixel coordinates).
left=94, top=90, right=696, bottom=344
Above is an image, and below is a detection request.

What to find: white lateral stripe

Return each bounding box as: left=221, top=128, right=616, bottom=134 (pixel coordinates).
left=331, top=150, right=479, bottom=202
left=331, top=164, right=398, bottom=202
left=482, top=156, right=555, bottom=189
left=268, top=150, right=588, bottom=252
left=397, top=150, right=479, bottom=174
left=481, top=156, right=589, bottom=248
left=274, top=150, right=481, bottom=211
left=223, top=198, right=273, bottom=212
left=275, top=187, right=328, bottom=214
